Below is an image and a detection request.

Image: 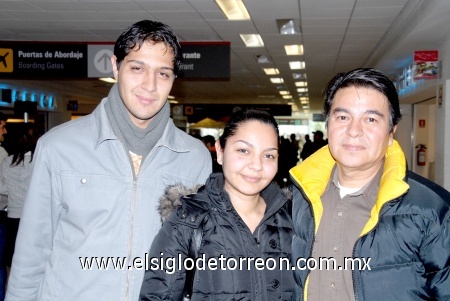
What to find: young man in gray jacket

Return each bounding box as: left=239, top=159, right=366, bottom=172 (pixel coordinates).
left=6, top=20, right=212, bottom=301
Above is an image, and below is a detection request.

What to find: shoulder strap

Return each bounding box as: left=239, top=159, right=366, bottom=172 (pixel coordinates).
left=183, top=223, right=203, bottom=300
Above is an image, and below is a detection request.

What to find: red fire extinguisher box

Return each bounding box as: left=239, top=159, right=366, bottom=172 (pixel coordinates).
left=416, top=144, right=427, bottom=166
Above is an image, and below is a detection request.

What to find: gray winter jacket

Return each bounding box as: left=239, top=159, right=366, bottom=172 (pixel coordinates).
left=140, top=173, right=294, bottom=301
left=6, top=97, right=212, bottom=301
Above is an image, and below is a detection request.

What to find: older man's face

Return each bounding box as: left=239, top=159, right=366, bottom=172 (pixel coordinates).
left=327, top=86, right=395, bottom=177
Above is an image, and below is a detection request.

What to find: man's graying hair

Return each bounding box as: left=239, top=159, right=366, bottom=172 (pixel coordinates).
left=114, top=20, right=183, bottom=76
left=322, top=68, right=402, bottom=132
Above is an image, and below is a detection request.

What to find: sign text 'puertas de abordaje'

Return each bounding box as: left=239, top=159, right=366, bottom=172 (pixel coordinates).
left=0, top=41, right=230, bottom=80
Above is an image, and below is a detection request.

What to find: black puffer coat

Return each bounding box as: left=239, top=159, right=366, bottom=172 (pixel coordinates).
left=140, top=173, right=294, bottom=301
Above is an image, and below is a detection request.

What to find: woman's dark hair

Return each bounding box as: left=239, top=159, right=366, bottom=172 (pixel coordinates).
left=323, top=68, right=402, bottom=132
left=114, top=19, right=182, bottom=76
left=10, top=123, right=39, bottom=167
left=219, top=109, right=279, bottom=149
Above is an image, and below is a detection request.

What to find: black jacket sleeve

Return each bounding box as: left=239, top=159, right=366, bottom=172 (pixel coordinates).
left=139, top=208, right=192, bottom=301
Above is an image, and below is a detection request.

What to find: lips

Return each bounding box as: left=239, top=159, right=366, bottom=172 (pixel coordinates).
left=136, top=94, right=157, bottom=105
left=242, top=175, right=261, bottom=183
left=342, top=144, right=365, bottom=151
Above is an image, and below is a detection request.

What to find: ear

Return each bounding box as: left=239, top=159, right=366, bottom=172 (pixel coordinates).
left=111, top=55, right=119, bottom=80
left=215, top=140, right=223, bottom=165
left=388, top=125, right=397, bottom=146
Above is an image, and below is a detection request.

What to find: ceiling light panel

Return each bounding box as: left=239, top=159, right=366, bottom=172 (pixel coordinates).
left=285, top=45, right=304, bottom=55
left=263, top=68, right=279, bottom=75
left=215, top=0, right=250, bottom=20
left=270, top=78, right=284, bottom=84
left=289, top=61, right=306, bottom=70
left=240, top=34, right=264, bottom=47
left=99, top=77, right=117, bottom=83
left=295, top=81, right=307, bottom=87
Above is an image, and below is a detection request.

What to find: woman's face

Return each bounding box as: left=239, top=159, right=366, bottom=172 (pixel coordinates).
left=216, top=120, right=278, bottom=199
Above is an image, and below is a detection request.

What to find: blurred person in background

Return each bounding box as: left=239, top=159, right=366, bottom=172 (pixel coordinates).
left=300, top=134, right=313, bottom=161
left=201, top=135, right=222, bottom=173
left=0, top=123, right=38, bottom=290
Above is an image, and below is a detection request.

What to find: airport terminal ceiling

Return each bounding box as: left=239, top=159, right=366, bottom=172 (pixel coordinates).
left=1, top=0, right=449, bottom=114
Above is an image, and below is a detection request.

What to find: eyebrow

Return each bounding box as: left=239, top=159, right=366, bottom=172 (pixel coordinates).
left=332, top=107, right=385, bottom=118
left=125, top=59, right=174, bottom=72
left=234, top=140, right=278, bottom=152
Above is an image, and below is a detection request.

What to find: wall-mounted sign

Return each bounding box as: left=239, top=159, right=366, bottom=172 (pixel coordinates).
left=0, top=41, right=230, bottom=80
left=413, top=50, right=438, bottom=80
left=0, top=42, right=89, bottom=78
left=178, top=42, right=230, bottom=79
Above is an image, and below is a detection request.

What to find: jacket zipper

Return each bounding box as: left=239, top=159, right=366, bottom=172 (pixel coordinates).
left=124, top=145, right=139, bottom=301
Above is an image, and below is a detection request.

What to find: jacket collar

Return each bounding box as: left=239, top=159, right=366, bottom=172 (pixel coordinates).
left=202, top=173, right=289, bottom=217
left=290, top=140, right=409, bottom=235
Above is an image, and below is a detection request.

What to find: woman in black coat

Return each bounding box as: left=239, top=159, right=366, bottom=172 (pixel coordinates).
left=140, top=109, right=294, bottom=301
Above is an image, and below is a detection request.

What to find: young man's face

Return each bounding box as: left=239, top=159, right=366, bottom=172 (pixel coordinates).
left=327, top=86, right=396, bottom=177
left=111, top=41, right=176, bottom=128
left=0, top=120, right=7, bottom=142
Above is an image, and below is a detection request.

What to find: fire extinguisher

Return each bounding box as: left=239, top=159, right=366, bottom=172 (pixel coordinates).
left=415, top=144, right=427, bottom=166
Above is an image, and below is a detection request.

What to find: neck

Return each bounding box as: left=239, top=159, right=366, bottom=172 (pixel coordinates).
left=336, top=161, right=383, bottom=188
left=225, top=187, right=266, bottom=233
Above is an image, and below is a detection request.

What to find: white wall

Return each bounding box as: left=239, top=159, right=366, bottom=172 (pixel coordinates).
left=394, top=104, right=413, bottom=167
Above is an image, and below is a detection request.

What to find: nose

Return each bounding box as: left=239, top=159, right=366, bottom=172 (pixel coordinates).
left=141, top=70, right=157, bottom=92
left=249, top=155, right=263, bottom=171
left=346, top=119, right=363, bottom=138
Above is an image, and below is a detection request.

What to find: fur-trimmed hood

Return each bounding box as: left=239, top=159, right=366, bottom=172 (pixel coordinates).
left=158, top=183, right=203, bottom=222
left=158, top=180, right=293, bottom=223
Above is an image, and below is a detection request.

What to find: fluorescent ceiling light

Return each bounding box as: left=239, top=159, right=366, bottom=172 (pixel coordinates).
left=263, top=68, right=279, bottom=75
left=282, top=95, right=292, bottom=99
left=279, top=91, right=290, bottom=95
left=99, top=77, right=117, bottom=83
left=285, top=45, right=304, bottom=55
left=289, top=61, right=305, bottom=70
left=300, top=100, right=309, bottom=104
left=240, top=34, right=264, bottom=47
left=277, top=19, right=301, bottom=35
left=215, top=0, right=250, bottom=20
left=270, top=78, right=284, bottom=84
left=297, top=88, right=308, bottom=93
left=303, top=109, right=310, bottom=113
left=168, top=100, right=178, bottom=104
left=295, top=81, right=307, bottom=87
left=255, top=55, right=271, bottom=63
left=299, top=96, right=309, bottom=101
